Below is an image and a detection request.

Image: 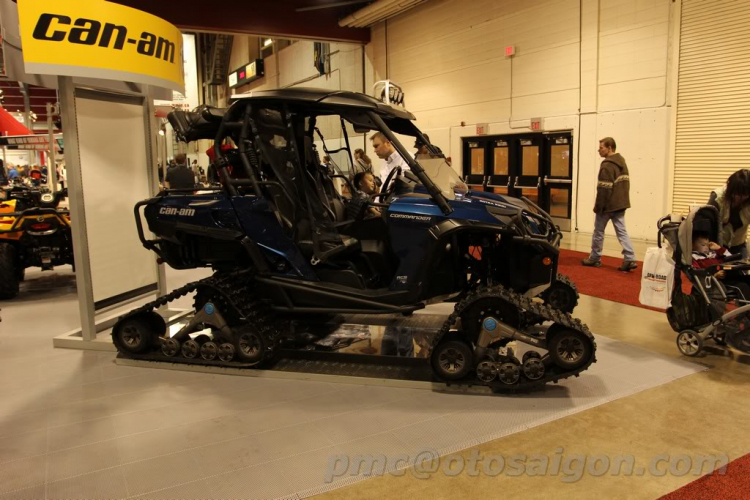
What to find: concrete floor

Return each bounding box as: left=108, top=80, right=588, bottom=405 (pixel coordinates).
left=0, top=233, right=746, bottom=499
left=319, top=234, right=750, bottom=499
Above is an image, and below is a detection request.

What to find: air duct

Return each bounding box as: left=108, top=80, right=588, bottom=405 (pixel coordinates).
left=338, top=0, right=428, bottom=28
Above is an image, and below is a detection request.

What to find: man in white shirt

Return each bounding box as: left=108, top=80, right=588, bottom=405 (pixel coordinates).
left=371, top=132, right=409, bottom=183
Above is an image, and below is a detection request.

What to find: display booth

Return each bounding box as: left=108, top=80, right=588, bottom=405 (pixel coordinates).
left=1, top=0, right=187, bottom=348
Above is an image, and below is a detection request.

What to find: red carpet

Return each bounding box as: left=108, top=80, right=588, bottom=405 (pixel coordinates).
left=558, top=249, right=689, bottom=311
left=660, top=453, right=750, bottom=500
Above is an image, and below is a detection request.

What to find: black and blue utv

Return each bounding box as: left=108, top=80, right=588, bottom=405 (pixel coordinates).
left=112, top=88, right=595, bottom=391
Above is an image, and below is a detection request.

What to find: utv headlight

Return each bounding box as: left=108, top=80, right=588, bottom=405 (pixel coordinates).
left=41, top=193, right=54, bottom=203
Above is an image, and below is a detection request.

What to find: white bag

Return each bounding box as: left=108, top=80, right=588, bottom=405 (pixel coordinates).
left=639, top=246, right=675, bottom=309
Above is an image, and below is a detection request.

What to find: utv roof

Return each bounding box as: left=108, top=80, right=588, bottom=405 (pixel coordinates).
left=231, top=88, right=415, bottom=120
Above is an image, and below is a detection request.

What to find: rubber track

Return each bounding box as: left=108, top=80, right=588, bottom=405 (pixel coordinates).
left=428, top=283, right=597, bottom=393
left=114, top=270, right=280, bottom=367
left=116, top=276, right=596, bottom=393
left=545, top=273, right=580, bottom=311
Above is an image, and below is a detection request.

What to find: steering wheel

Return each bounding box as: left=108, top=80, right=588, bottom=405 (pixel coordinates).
left=378, top=166, right=401, bottom=203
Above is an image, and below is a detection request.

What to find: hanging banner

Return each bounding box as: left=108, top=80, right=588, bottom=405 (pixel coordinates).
left=17, top=0, right=184, bottom=93
left=0, top=134, right=63, bottom=151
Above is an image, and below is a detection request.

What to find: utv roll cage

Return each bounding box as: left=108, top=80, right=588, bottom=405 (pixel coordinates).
left=161, top=90, right=455, bottom=266
left=202, top=91, right=451, bottom=213
left=138, top=90, right=560, bottom=288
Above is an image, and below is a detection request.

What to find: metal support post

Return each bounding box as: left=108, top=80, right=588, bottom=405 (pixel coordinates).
left=46, top=102, right=58, bottom=192
left=58, top=76, right=97, bottom=341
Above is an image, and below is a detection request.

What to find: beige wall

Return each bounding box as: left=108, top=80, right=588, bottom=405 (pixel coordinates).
left=222, top=0, right=676, bottom=240
left=233, top=40, right=364, bottom=95
left=365, top=0, right=675, bottom=240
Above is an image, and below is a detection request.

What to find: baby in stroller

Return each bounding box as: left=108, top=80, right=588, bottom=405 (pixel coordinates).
left=658, top=205, right=750, bottom=356
left=691, top=233, right=750, bottom=302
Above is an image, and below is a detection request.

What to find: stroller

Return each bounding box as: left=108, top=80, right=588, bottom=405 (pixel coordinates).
left=657, top=205, right=750, bottom=356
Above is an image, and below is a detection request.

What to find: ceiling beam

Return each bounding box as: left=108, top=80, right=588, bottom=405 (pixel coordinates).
left=109, top=1, right=370, bottom=43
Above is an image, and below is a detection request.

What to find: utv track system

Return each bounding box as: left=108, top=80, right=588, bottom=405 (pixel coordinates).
left=112, top=272, right=596, bottom=394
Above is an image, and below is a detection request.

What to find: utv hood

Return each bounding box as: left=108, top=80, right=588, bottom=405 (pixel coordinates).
left=468, top=189, right=530, bottom=211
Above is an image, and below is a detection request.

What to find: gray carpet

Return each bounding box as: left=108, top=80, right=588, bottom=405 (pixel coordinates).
left=0, top=267, right=705, bottom=499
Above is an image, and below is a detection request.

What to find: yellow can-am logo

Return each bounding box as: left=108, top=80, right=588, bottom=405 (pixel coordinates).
left=17, top=0, right=184, bottom=92
left=33, top=14, right=176, bottom=63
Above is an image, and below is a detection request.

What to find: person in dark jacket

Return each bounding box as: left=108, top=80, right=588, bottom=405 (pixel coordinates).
left=582, top=137, right=637, bottom=271
left=165, top=153, right=196, bottom=189
left=707, top=169, right=750, bottom=259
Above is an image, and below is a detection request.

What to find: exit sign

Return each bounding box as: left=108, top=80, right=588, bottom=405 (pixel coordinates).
left=530, top=117, right=543, bottom=131
left=228, top=59, right=265, bottom=88
left=505, top=46, right=515, bottom=57
left=476, top=123, right=489, bottom=135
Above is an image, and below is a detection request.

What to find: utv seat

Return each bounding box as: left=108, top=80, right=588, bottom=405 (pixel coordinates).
left=302, top=136, right=351, bottom=223
left=297, top=235, right=361, bottom=262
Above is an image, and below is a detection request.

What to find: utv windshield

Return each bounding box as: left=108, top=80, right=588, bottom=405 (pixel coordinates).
left=413, top=155, right=468, bottom=200
left=314, top=112, right=465, bottom=198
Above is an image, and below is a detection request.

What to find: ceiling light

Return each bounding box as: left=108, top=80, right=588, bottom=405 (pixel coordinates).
left=263, top=39, right=272, bottom=47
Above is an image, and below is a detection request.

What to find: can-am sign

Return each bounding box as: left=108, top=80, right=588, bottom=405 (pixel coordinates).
left=17, top=0, right=184, bottom=93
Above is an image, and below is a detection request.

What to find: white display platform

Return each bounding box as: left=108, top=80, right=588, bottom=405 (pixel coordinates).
left=53, top=308, right=190, bottom=352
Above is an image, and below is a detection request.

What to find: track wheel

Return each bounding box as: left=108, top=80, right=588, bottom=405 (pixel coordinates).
left=200, top=341, right=218, bottom=361
left=181, top=339, right=200, bottom=359
left=0, top=243, right=20, bottom=300
left=218, top=343, right=235, bottom=362
left=497, top=362, right=521, bottom=385
left=161, top=337, right=180, bottom=357
left=542, top=275, right=579, bottom=314
left=676, top=330, right=703, bottom=357
left=234, top=326, right=267, bottom=365
left=522, top=353, right=545, bottom=381
left=431, top=339, right=473, bottom=381
left=522, top=350, right=541, bottom=363
left=476, top=359, right=498, bottom=383
left=547, top=327, right=592, bottom=370
left=113, top=315, right=155, bottom=354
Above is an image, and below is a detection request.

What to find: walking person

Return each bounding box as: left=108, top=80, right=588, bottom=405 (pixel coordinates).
left=582, top=137, right=638, bottom=272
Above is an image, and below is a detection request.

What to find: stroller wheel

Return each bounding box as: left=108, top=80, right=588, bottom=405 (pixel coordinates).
left=677, top=330, right=703, bottom=357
